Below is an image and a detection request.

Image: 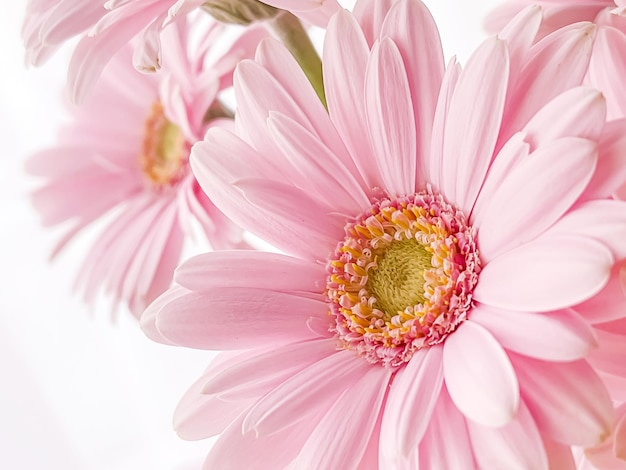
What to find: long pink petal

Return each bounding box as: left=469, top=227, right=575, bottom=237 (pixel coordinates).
left=242, top=350, right=370, bottom=437
left=255, top=38, right=353, bottom=169
left=497, top=6, right=542, bottom=83
left=175, top=250, right=325, bottom=294
left=417, top=385, right=477, bottom=469
left=428, top=57, right=461, bottom=191
left=470, top=132, right=530, bottom=224
left=379, top=346, right=443, bottom=465
left=191, top=129, right=337, bottom=260
left=353, top=0, right=397, bottom=46
left=589, top=26, right=626, bottom=120
left=574, top=263, right=626, bottom=324
left=585, top=119, right=626, bottom=200
left=588, top=329, right=626, bottom=378
left=512, top=354, right=614, bottom=446
left=365, top=37, right=416, bottom=197
left=443, top=321, right=519, bottom=426
left=474, top=234, right=613, bottom=312
left=201, top=339, right=336, bottom=399
left=440, top=38, right=509, bottom=213
left=543, top=436, right=577, bottom=470
left=323, top=10, right=381, bottom=190
left=154, top=287, right=326, bottom=349
left=470, top=304, right=597, bottom=362
left=467, top=401, right=548, bottom=470
left=267, top=111, right=370, bottom=211
left=174, top=360, right=255, bottom=440
left=380, top=0, right=445, bottom=186
left=294, top=366, right=390, bottom=470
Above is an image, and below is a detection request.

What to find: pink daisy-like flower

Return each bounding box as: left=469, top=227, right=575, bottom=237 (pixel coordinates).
left=143, top=1, right=626, bottom=467
left=22, top=0, right=339, bottom=103
left=27, top=17, right=264, bottom=317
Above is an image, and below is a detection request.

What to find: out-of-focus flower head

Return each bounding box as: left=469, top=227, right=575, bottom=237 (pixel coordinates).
left=142, top=0, right=626, bottom=467
left=26, top=15, right=266, bottom=317
left=22, top=0, right=340, bottom=103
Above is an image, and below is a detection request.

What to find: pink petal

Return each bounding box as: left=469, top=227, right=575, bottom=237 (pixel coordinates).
left=440, top=38, right=509, bottom=213
left=428, top=57, right=461, bottom=191
left=497, top=6, right=542, bottom=80
left=474, top=234, right=613, bottom=312
left=175, top=250, right=325, bottom=294
left=585, top=119, right=626, bottom=200
left=294, top=366, right=390, bottom=470
left=353, top=0, right=397, bottom=46
left=234, top=177, right=343, bottom=255
left=323, top=10, right=380, bottom=190
left=521, top=87, right=606, bottom=152
left=467, top=401, right=548, bottom=470
left=154, top=287, right=326, bottom=349
left=234, top=57, right=313, bottom=157
left=267, top=111, right=370, bottom=212
left=365, top=37, right=416, bottom=197
left=191, top=129, right=338, bottom=260
left=476, top=137, right=598, bottom=261
left=588, top=329, right=626, bottom=378
left=380, top=0, right=445, bottom=186
left=417, top=385, right=477, bottom=469
left=201, top=339, right=337, bottom=399
left=203, top=414, right=314, bottom=469
left=255, top=38, right=353, bottom=169
left=512, top=354, right=614, bottom=446
left=242, top=350, right=370, bottom=437
left=547, top=199, right=626, bottom=260
left=379, top=346, right=443, bottom=466
left=574, top=263, right=626, bottom=324
left=589, top=25, right=626, bottom=120
left=174, top=356, right=256, bottom=440
left=543, top=437, right=577, bottom=470
left=140, top=285, right=187, bottom=345
left=500, top=22, right=596, bottom=140
left=470, top=132, right=530, bottom=224
left=443, top=321, right=519, bottom=426
left=470, top=304, right=597, bottom=362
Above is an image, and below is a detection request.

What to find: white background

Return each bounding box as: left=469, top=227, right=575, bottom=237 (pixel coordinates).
left=0, top=0, right=499, bottom=468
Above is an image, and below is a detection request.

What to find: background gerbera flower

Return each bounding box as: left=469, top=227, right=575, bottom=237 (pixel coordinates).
left=26, top=17, right=264, bottom=317
left=143, top=0, right=626, bottom=467
left=22, top=0, right=340, bottom=103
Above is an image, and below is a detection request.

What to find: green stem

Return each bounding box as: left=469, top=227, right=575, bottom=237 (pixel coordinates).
left=270, top=11, right=327, bottom=109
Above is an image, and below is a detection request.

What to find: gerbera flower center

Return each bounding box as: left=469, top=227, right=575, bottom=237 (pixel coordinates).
left=326, top=188, right=480, bottom=368
left=140, top=102, right=188, bottom=188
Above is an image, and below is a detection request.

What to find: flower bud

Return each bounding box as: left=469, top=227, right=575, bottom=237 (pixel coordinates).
left=202, top=0, right=278, bottom=25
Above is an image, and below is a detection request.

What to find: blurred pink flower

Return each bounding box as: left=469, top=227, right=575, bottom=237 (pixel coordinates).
left=143, top=1, right=626, bottom=467
left=27, top=17, right=264, bottom=317
left=22, top=0, right=338, bottom=103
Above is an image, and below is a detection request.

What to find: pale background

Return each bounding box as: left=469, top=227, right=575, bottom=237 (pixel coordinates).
left=0, top=0, right=499, bottom=468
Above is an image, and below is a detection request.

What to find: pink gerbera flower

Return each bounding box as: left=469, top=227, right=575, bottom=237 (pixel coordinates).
left=27, top=17, right=264, bottom=317
left=22, top=0, right=339, bottom=103
left=143, top=1, right=626, bottom=467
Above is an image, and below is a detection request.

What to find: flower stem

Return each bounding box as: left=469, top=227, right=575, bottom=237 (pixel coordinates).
left=270, top=11, right=327, bottom=108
